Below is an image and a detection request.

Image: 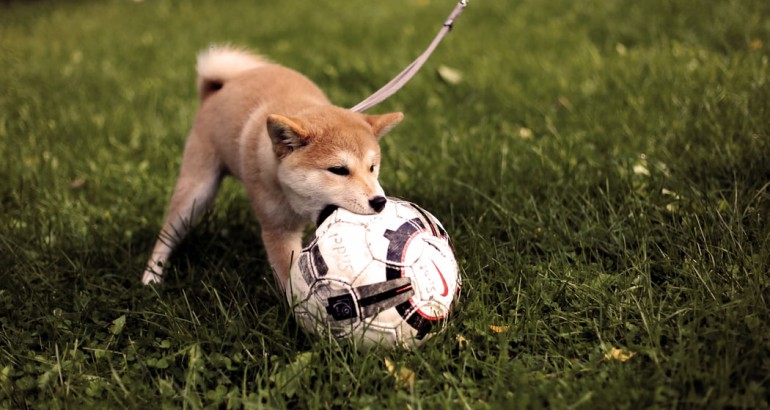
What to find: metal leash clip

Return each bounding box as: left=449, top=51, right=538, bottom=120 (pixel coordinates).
left=444, top=0, right=468, bottom=30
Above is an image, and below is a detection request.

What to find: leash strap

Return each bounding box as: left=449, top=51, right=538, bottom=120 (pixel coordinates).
left=350, top=0, right=468, bottom=113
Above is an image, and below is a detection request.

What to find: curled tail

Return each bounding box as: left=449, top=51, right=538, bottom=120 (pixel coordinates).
left=196, top=45, right=270, bottom=100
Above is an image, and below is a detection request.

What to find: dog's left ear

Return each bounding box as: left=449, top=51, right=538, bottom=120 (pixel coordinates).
left=364, top=112, right=404, bottom=140
left=267, top=114, right=312, bottom=158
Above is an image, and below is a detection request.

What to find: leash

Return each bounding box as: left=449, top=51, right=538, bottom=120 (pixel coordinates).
left=350, top=0, right=469, bottom=113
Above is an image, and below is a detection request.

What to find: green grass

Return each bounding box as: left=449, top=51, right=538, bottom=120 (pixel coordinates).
left=2, top=0, right=769, bottom=408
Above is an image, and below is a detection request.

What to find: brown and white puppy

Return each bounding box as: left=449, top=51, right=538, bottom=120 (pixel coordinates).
left=142, top=45, right=403, bottom=290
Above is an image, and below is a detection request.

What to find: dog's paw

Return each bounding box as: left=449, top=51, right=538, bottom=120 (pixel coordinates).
left=142, top=266, right=163, bottom=285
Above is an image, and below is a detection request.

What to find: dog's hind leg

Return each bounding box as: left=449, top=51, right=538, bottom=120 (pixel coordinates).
left=142, top=133, right=224, bottom=285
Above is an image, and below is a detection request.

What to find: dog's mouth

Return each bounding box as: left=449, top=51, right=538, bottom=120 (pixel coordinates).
left=316, top=196, right=387, bottom=226
left=316, top=204, right=339, bottom=226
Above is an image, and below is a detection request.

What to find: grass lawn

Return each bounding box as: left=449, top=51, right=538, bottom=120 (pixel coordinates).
left=2, top=0, right=769, bottom=408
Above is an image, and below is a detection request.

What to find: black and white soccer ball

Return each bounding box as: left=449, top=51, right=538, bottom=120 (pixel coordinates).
left=286, top=198, right=461, bottom=349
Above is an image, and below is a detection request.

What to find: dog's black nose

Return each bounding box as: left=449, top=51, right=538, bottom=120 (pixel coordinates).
left=369, top=196, right=387, bottom=213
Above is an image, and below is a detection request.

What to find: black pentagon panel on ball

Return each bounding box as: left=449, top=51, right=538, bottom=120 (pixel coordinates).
left=396, top=302, right=434, bottom=340
left=383, top=218, right=426, bottom=280
left=308, top=239, right=329, bottom=277
left=297, top=253, right=315, bottom=286
left=316, top=205, right=339, bottom=226
left=409, top=202, right=448, bottom=238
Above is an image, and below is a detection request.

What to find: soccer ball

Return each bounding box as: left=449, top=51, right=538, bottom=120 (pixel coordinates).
left=286, top=198, right=461, bottom=350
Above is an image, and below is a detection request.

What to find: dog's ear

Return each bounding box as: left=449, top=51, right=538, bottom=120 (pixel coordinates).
left=267, top=114, right=312, bottom=158
left=364, top=112, right=404, bottom=140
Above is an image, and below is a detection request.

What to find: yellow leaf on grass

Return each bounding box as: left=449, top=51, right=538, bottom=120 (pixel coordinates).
left=437, top=65, right=463, bottom=85
left=384, top=358, right=415, bottom=389
left=489, top=325, right=510, bottom=333
left=633, top=164, right=650, bottom=176
left=456, top=334, right=469, bottom=349
left=661, top=188, right=681, bottom=199
left=604, top=347, right=636, bottom=362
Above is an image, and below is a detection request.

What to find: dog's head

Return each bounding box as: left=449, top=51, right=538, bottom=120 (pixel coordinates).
left=267, top=107, right=403, bottom=222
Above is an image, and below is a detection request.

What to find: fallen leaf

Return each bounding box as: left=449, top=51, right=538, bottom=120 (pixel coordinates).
left=69, top=178, right=86, bottom=190
left=384, top=358, right=415, bottom=389
left=456, top=334, right=469, bottom=349
left=437, top=65, right=463, bottom=85
left=604, top=347, right=636, bottom=362
left=271, top=352, right=315, bottom=398
left=489, top=325, right=510, bottom=333
left=633, top=164, right=650, bottom=176
left=555, top=96, right=572, bottom=110
left=109, top=315, right=126, bottom=336
left=661, top=188, right=680, bottom=199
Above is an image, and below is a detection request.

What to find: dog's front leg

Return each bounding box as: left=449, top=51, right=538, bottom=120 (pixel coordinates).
left=260, top=226, right=303, bottom=292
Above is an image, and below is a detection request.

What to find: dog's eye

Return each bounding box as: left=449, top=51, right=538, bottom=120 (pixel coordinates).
left=327, top=166, right=350, bottom=176
left=369, top=164, right=376, bottom=173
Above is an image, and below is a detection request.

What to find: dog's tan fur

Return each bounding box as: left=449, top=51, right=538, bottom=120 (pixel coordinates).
left=143, top=46, right=403, bottom=289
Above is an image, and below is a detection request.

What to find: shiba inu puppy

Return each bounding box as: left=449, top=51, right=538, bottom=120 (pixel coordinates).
left=142, top=45, right=403, bottom=290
